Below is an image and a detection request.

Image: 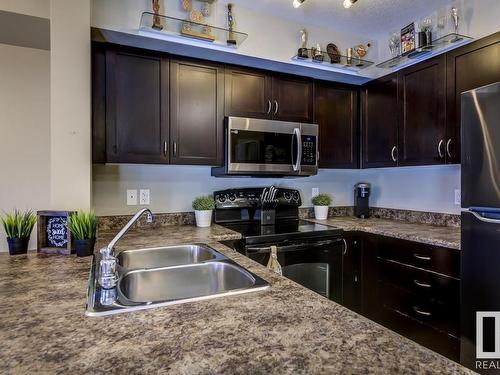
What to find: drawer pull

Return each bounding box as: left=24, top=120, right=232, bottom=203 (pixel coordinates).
left=413, top=253, right=431, bottom=261
left=414, top=280, right=432, bottom=288
left=413, top=306, right=432, bottom=317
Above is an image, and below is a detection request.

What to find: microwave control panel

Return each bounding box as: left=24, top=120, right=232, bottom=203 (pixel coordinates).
left=301, top=135, right=317, bottom=166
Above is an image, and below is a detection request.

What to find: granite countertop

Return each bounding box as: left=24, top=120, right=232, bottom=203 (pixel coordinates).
left=0, top=223, right=472, bottom=374
left=307, top=217, right=461, bottom=250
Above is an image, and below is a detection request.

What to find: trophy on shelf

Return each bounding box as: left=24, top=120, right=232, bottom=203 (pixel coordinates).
left=298, top=29, right=309, bottom=58
left=227, top=4, right=237, bottom=45
left=151, top=0, right=163, bottom=30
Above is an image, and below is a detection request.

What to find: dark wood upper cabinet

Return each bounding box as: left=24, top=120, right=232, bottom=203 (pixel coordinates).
left=362, top=74, right=399, bottom=168
left=446, top=31, right=500, bottom=164
left=272, top=75, right=313, bottom=122
left=170, top=59, right=224, bottom=165
left=224, top=67, right=272, bottom=119
left=105, top=49, right=169, bottom=164
left=314, top=82, right=359, bottom=168
left=398, top=55, right=446, bottom=166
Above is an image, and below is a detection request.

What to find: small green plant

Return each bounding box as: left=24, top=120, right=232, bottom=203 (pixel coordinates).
left=1, top=209, right=37, bottom=239
left=67, top=210, right=98, bottom=240
left=192, top=196, right=215, bottom=211
left=312, top=193, right=332, bottom=206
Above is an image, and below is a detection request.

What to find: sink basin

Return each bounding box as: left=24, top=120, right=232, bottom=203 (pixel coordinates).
left=116, top=244, right=225, bottom=269
left=120, top=262, right=258, bottom=303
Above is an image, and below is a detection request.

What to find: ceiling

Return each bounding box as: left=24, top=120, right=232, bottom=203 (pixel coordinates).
left=229, top=0, right=453, bottom=39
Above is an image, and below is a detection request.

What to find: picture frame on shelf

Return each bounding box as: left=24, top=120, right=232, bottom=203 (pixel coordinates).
left=401, top=23, right=416, bottom=55
left=37, top=211, right=75, bottom=255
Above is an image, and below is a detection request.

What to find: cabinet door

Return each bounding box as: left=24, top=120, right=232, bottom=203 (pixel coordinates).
left=362, top=74, right=399, bottom=168
left=272, top=75, right=313, bottom=122
left=446, top=32, right=500, bottom=164
left=315, top=83, right=359, bottom=168
left=170, top=59, right=224, bottom=165
left=224, top=67, right=272, bottom=119
left=105, top=50, right=169, bottom=164
left=398, top=55, right=446, bottom=166
left=342, top=233, right=362, bottom=313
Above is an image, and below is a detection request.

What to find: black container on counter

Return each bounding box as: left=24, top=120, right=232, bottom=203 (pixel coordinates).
left=354, top=183, right=371, bottom=219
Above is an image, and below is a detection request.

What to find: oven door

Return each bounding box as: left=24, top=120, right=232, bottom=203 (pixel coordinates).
left=227, top=116, right=302, bottom=175
left=245, top=238, right=343, bottom=302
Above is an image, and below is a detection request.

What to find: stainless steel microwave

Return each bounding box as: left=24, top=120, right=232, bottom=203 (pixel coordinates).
left=212, top=116, right=318, bottom=177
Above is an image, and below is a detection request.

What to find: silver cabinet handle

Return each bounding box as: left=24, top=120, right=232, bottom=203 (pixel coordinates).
left=274, top=100, right=279, bottom=115
left=173, top=142, right=178, bottom=157
left=342, top=238, right=348, bottom=255
left=446, top=138, right=453, bottom=158
left=413, top=253, right=431, bottom=261
left=267, top=100, right=272, bottom=114
left=163, top=141, right=168, bottom=157
left=438, top=140, right=444, bottom=159
left=413, top=306, right=432, bottom=317
left=414, top=280, right=432, bottom=288
left=391, top=146, right=398, bottom=162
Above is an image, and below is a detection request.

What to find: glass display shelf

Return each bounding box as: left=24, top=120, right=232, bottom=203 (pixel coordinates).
left=377, top=33, right=473, bottom=69
left=139, top=12, right=247, bottom=47
left=291, top=48, right=374, bottom=71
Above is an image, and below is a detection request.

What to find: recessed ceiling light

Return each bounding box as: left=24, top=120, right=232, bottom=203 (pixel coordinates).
left=343, top=0, right=358, bottom=8
left=293, top=0, right=305, bottom=8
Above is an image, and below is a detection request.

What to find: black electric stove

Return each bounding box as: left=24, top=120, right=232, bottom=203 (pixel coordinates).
left=214, top=187, right=345, bottom=303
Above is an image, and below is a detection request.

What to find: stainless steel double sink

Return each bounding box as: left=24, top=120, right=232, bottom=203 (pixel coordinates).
left=86, top=244, right=270, bottom=316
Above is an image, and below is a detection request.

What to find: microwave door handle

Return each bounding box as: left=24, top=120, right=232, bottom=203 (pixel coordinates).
left=293, top=127, right=302, bottom=172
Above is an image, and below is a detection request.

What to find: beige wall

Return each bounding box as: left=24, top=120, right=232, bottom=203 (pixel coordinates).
left=0, top=0, right=50, bottom=18
left=0, top=43, right=51, bottom=250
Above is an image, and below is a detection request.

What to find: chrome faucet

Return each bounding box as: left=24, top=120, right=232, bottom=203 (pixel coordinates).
left=98, top=208, right=153, bottom=289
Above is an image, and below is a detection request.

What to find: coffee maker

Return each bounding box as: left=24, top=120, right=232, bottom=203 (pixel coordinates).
left=354, top=183, right=371, bottom=218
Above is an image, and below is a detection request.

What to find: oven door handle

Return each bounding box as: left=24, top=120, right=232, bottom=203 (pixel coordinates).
left=246, top=239, right=341, bottom=254
left=292, top=127, right=302, bottom=172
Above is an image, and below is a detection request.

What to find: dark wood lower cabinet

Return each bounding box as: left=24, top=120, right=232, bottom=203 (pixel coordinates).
left=343, top=232, right=460, bottom=362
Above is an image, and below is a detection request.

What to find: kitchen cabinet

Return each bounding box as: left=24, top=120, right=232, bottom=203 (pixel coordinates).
left=342, top=232, right=362, bottom=313
left=224, top=67, right=313, bottom=122
left=446, top=31, right=500, bottom=164
left=361, top=234, right=460, bottom=361
left=105, top=49, right=169, bottom=164
left=315, top=82, right=359, bottom=169
left=224, top=66, right=272, bottom=119
left=361, top=74, right=399, bottom=168
left=397, top=55, right=446, bottom=166
left=170, top=59, right=224, bottom=165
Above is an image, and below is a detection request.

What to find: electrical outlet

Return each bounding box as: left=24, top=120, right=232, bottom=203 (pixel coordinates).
left=127, top=189, right=137, bottom=205
left=454, top=189, right=461, bottom=205
left=312, top=188, right=319, bottom=197
left=140, top=189, right=150, bottom=205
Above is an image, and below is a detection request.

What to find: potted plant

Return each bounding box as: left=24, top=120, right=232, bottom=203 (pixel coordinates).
left=312, top=194, right=332, bottom=220
left=192, top=196, right=215, bottom=228
left=67, top=210, right=98, bottom=257
left=1, top=209, right=36, bottom=255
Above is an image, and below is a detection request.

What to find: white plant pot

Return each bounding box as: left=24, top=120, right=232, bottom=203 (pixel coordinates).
left=314, top=205, right=329, bottom=220
left=195, top=210, right=213, bottom=227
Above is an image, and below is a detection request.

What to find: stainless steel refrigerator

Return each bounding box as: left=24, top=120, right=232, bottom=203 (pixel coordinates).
left=461, top=81, right=500, bottom=371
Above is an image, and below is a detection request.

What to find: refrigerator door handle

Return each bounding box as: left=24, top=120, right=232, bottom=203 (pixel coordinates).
left=467, top=209, right=500, bottom=224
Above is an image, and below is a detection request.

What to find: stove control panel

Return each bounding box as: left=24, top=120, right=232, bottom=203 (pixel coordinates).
left=214, top=187, right=302, bottom=209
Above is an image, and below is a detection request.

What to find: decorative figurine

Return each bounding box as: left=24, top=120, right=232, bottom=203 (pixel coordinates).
left=227, top=4, right=237, bottom=45
left=298, top=29, right=309, bottom=58
left=327, top=43, right=341, bottom=63
left=313, top=43, right=324, bottom=62
left=450, top=7, right=463, bottom=42
left=346, top=47, right=353, bottom=66
left=200, top=2, right=211, bottom=17
left=152, top=0, right=163, bottom=30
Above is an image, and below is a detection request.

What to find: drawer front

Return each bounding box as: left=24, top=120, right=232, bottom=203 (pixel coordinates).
left=378, top=258, right=460, bottom=306
left=378, top=280, right=459, bottom=337
left=378, top=304, right=460, bottom=361
left=377, top=236, right=460, bottom=278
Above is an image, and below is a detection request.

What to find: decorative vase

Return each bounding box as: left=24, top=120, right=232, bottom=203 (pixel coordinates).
left=7, top=237, right=29, bottom=255
left=195, top=210, right=212, bottom=228
left=74, top=238, right=96, bottom=257
left=314, top=206, right=329, bottom=220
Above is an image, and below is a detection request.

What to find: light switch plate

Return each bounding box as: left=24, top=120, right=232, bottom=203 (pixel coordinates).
left=127, top=189, right=137, bottom=206
left=140, top=189, right=150, bottom=205
left=312, top=188, right=319, bottom=197
left=454, top=189, right=461, bottom=205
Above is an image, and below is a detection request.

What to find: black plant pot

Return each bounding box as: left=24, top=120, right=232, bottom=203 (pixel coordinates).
left=7, top=237, right=29, bottom=255
left=74, top=238, right=96, bottom=257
